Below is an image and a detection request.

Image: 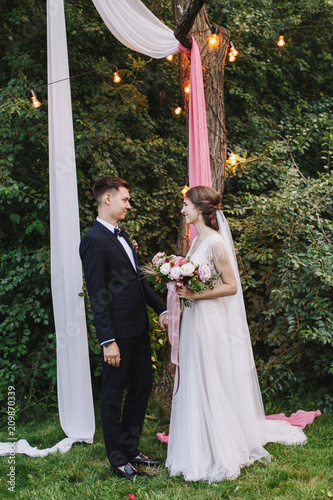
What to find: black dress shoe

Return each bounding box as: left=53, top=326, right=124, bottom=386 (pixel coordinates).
left=129, top=452, right=163, bottom=467
left=110, top=463, right=149, bottom=480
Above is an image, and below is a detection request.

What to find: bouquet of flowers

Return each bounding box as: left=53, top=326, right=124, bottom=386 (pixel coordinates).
left=142, top=252, right=220, bottom=307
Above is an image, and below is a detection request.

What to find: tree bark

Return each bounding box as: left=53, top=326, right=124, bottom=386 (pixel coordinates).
left=173, top=0, right=230, bottom=255
left=173, top=0, right=230, bottom=195
left=173, top=0, right=207, bottom=48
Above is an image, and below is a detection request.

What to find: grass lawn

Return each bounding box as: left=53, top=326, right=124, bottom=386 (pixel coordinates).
left=1, top=393, right=332, bottom=500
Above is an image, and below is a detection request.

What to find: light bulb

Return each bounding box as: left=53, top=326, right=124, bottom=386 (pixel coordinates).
left=184, top=84, right=190, bottom=94
left=112, top=65, right=121, bottom=83
left=181, top=185, right=190, bottom=196
left=229, top=41, right=239, bottom=62
left=30, top=89, right=41, bottom=108
left=174, top=107, right=182, bottom=115
left=277, top=29, right=285, bottom=47
left=166, top=54, right=174, bottom=61
left=209, top=33, right=218, bottom=46
left=226, top=148, right=241, bottom=168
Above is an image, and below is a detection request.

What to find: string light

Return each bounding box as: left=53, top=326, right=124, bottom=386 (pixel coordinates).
left=228, top=41, right=239, bottom=62
left=174, top=106, right=182, bottom=115
left=112, top=65, right=121, bottom=83
left=277, top=28, right=286, bottom=47
left=166, top=54, right=174, bottom=61
left=184, top=84, right=190, bottom=94
left=30, top=89, right=41, bottom=108
left=4, top=23, right=333, bottom=109
left=209, top=26, right=218, bottom=46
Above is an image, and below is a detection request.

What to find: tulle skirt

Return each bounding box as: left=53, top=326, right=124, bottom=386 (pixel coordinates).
left=166, top=297, right=306, bottom=483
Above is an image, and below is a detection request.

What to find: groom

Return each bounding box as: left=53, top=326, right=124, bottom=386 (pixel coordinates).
left=80, top=176, right=167, bottom=480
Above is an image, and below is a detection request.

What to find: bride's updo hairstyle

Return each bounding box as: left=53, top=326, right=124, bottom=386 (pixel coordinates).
left=185, top=186, right=223, bottom=230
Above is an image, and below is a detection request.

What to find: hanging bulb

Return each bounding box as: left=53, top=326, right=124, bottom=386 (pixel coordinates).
left=112, top=65, right=121, bottom=83
left=181, top=180, right=189, bottom=196
left=277, top=28, right=286, bottom=47
left=166, top=54, right=174, bottom=61
left=209, top=33, right=218, bottom=45
left=228, top=41, right=239, bottom=63
left=30, top=89, right=41, bottom=108
left=174, top=106, right=182, bottom=115
left=209, top=26, right=218, bottom=46
left=184, top=84, right=190, bottom=94
left=227, top=148, right=237, bottom=165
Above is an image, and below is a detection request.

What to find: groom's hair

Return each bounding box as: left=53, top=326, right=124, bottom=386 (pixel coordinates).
left=93, top=176, right=131, bottom=205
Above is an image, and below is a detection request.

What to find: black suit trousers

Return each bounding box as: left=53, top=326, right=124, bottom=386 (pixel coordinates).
left=101, top=332, right=153, bottom=467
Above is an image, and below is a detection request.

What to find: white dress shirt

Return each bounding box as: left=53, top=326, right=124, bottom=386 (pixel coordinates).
left=96, top=217, right=136, bottom=270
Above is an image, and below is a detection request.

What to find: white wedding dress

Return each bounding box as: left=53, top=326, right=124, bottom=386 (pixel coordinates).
left=166, top=217, right=306, bottom=483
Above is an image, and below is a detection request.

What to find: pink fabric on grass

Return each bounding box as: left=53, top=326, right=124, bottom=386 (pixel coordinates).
left=156, top=432, right=169, bottom=444
left=157, top=411, right=321, bottom=445
left=265, top=409, right=321, bottom=429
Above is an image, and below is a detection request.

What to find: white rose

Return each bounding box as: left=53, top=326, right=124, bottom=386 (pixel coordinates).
left=169, top=266, right=182, bottom=280
left=180, top=262, right=195, bottom=276
left=160, top=262, right=171, bottom=275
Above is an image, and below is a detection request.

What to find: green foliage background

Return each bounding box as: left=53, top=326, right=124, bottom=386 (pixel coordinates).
left=0, top=0, right=332, bottom=419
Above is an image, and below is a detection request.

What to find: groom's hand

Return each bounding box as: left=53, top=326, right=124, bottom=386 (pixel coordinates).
left=103, top=342, right=121, bottom=367
left=159, top=312, right=168, bottom=331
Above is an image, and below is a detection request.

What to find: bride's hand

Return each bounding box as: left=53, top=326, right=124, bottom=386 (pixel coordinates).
left=176, top=284, right=195, bottom=300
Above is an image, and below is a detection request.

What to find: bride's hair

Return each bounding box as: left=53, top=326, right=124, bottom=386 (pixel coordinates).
left=186, top=186, right=223, bottom=230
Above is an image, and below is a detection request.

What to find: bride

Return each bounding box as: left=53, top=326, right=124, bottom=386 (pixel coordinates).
left=165, top=186, right=306, bottom=483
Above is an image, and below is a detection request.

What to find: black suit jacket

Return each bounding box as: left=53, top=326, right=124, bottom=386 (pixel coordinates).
left=79, top=220, right=166, bottom=344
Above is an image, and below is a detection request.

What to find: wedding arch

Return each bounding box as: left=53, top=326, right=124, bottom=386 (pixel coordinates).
left=0, top=0, right=321, bottom=460
left=1, top=0, right=219, bottom=457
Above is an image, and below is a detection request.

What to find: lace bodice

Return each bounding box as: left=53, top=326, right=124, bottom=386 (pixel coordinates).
left=187, top=233, right=230, bottom=273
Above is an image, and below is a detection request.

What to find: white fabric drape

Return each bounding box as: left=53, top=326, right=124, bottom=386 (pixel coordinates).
left=47, top=0, right=95, bottom=449
left=1, top=0, right=96, bottom=458
left=91, top=0, right=179, bottom=58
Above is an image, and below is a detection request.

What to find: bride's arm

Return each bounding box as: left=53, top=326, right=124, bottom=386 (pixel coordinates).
left=176, top=244, right=238, bottom=300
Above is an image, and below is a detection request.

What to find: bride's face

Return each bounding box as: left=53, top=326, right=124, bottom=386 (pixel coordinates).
left=181, top=197, right=200, bottom=225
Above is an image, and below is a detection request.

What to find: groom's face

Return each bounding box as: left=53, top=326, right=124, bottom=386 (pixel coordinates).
left=107, top=187, right=131, bottom=222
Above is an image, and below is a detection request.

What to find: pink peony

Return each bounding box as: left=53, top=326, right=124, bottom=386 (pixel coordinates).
left=198, top=264, right=211, bottom=283
left=172, top=256, right=188, bottom=267
left=152, top=252, right=166, bottom=266
left=169, top=266, right=182, bottom=280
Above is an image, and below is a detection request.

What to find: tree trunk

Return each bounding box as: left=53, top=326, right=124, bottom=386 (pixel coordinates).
left=158, top=1, right=231, bottom=392
left=173, top=0, right=230, bottom=195
left=173, top=1, right=230, bottom=255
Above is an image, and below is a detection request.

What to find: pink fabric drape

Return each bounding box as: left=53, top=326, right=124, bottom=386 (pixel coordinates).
left=179, top=39, right=212, bottom=189
left=179, top=39, right=212, bottom=241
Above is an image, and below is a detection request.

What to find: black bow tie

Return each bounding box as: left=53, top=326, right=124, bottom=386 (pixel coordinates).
left=114, top=227, right=123, bottom=237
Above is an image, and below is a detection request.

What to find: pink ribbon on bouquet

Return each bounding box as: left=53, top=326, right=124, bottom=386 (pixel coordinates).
left=166, top=281, right=180, bottom=394
left=166, top=282, right=180, bottom=366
